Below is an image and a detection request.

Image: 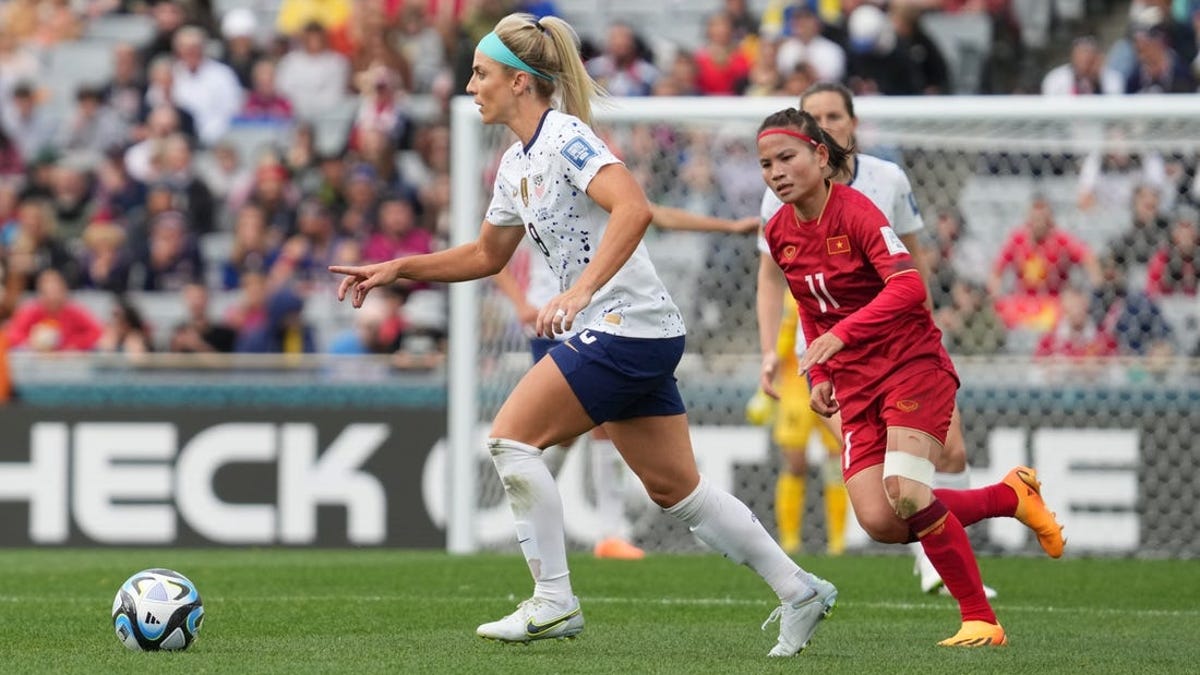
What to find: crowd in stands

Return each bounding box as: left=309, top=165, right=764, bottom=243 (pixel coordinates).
left=0, top=0, right=1197, bottom=375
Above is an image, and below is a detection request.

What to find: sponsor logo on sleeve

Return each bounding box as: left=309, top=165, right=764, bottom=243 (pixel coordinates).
left=561, top=136, right=598, bottom=170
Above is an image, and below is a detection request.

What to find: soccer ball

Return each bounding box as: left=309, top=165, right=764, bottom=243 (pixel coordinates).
left=112, top=568, right=204, bottom=651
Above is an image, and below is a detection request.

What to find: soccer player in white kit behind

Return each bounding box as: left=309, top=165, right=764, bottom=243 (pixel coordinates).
left=330, top=12, right=836, bottom=656
left=761, top=82, right=996, bottom=598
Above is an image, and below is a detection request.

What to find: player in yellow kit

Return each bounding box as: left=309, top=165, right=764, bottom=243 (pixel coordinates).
left=751, top=292, right=848, bottom=555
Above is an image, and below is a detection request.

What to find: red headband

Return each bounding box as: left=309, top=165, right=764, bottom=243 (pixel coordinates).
left=757, top=128, right=820, bottom=148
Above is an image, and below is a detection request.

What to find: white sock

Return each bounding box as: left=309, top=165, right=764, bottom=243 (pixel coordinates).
left=590, top=438, right=628, bottom=540
left=488, top=438, right=572, bottom=606
left=665, top=476, right=813, bottom=604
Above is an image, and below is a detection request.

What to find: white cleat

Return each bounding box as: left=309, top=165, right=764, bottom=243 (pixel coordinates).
left=914, top=555, right=998, bottom=599
left=763, top=574, right=838, bottom=657
left=476, top=596, right=584, bottom=643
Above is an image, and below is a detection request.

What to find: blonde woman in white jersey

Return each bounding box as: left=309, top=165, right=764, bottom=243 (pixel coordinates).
left=759, top=82, right=995, bottom=598
left=330, top=13, right=835, bottom=656
left=493, top=207, right=758, bottom=562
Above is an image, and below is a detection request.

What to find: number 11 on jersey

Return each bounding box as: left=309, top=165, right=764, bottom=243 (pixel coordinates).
left=804, top=273, right=840, bottom=312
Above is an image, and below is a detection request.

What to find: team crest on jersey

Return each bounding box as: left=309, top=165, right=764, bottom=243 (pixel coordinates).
left=782, top=245, right=798, bottom=260
left=561, top=136, right=598, bottom=169
left=826, top=235, right=850, bottom=255
left=532, top=172, right=547, bottom=199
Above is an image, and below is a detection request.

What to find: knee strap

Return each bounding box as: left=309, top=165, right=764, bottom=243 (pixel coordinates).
left=882, top=451, right=935, bottom=488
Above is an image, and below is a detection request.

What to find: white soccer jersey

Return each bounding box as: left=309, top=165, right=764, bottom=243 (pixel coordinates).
left=487, top=109, right=685, bottom=339
left=756, top=152, right=926, bottom=354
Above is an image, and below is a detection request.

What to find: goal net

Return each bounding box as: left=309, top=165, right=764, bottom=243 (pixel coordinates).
left=445, top=95, right=1200, bottom=559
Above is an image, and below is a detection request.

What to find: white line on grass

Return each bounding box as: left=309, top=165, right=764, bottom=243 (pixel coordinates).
left=7, top=594, right=1197, bottom=619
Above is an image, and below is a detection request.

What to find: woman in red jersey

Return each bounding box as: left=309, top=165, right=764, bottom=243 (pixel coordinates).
left=755, top=108, right=1066, bottom=647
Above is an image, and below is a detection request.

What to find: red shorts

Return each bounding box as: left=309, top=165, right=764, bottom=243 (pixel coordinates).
left=837, top=364, right=958, bottom=482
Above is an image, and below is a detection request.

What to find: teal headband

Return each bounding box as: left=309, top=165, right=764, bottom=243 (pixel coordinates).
left=478, top=31, right=553, bottom=82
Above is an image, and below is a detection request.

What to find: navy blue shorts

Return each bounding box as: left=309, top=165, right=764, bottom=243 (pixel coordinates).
left=529, top=337, right=560, bottom=364
left=545, top=329, right=686, bottom=424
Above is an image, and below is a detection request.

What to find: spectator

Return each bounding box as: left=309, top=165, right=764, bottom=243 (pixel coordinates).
left=392, top=2, right=448, bottom=94
left=104, top=43, right=148, bottom=127
left=157, top=133, right=216, bottom=233
left=5, top=196, right=80, bottom=292
left=235, top=285, right=316, bottom=353
left=653, top=50, right=701, bottom=96
left=1146, top=207, right=1200, bottom=297
left=327, top=287, right=404, bottom=355
left=2, top=83, right=58, bottom=163
left=239, top=162, right=299, bottom=242
left=776, top=2, right=846, bottom=84
left=171, top=26, right=245, bottom=146
left=78, top=219, right=131, bottom=293
left=363, top=194, right=432, bottom=264
left=169, top=282, right=237, bottom=353
left=350, top=64, right=413, bottom=151
left=989, top=195, right=1101, bottom=328
left=220, top=8, right=264, bottom=90
left=1091, top=253, right=1174, bottom=357
left=934, top=280, right=1007, bottom=356
left=238, top=60, right=294, bottom=122
left=96, top=297, right=153, bottom=355
left=225, top=270, right=268, bottom=339
left=6, top=269, right=103, bottom=352
left=267, top=199, right=343, bottom=291
left=310, top=151, right=348, bottom=215
left=128, top=211, right=205, bottom=292
left=846, top=3, right=950, bottom=95
left=197, top=140, right=249, bottom=212
left=1035, top=285, right=1118, bottom=358
left=722, top=0, right=759, bottom=44
left=744, top=37, right=785, bottom=96
left=222, top=203, right=274, bottom=290
left=139, top=0, right=188, bottom=65
left=276, top=22, right=352, bottom=120
left=586, top=23, right=659, bottom=97
left=1126, top=25, right=1195, bottom=93
left=338, top=163, right=380, bottom=238
left=1077, top=133, right=1169, bottom=213
left=925, top=208, right=990, bottom=299
left=94, top=148, right=147, bottom=224
left=1107, top=184, right=1171, bottom=274
left=48, top=160, right=97, bottom=240
left=60, top=85, right=129, bottom=156
left=140, top=56, right=199, bottom=141
left=125, top=105, right=184, bottom=183
left=693, top=13, right=751, bottom=95
left=1042, top=36, right=1125, bottom=96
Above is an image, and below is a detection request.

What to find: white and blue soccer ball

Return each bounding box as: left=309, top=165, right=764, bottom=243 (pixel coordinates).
left=112, top=568, right=204, bottom=651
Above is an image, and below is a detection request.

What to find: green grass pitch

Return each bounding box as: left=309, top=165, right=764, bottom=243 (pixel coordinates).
left=1, top=549, right=1196, bottom=674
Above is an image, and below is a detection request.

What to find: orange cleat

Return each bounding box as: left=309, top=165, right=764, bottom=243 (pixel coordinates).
left=1002, top=466, right=1066, bottom=559
left=937, top=620, right=1008, bottom=647
left=594, top=537, right=645, bottom=560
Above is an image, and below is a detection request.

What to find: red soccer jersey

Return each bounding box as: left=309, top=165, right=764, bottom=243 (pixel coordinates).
left=993, top=227, right=1091, bottom=296
left=764, top=183, right=956, bottom=404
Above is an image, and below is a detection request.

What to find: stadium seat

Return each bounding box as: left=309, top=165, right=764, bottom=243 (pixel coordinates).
left=84, top=14, right=156, bottom=47
left=46, top=41, right=116, bottom=112
left=919, top=11, right=993, bottom=95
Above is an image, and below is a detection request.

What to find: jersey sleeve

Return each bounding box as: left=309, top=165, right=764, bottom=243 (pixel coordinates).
left=850, top=198, right=917, bottom=282
left=555, top=123, right=621, bottom=194
left=485, top=147, right=524, bottom=227
left=889, top=166, right=925, bottom=236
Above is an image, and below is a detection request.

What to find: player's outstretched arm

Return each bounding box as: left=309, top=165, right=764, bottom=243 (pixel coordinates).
left=649, top=204, right=760, bottom=234
left=899, top=232, right=934, bottom=310
left=331, top=221, right=525, bottom=308
left=757, top=252, right=787, bottom=399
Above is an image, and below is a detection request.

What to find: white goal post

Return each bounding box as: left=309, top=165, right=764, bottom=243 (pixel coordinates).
left=447, top=94, right=1200, bottom=555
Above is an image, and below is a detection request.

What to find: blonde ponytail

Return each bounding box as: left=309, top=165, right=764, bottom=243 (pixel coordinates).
left=491, top=13, right=605, bottom=125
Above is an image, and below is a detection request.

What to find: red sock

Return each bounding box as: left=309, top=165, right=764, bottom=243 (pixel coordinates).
left=933, top=484, right=1018, bottom=527
left=907, top=499, right=996, bottom=624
